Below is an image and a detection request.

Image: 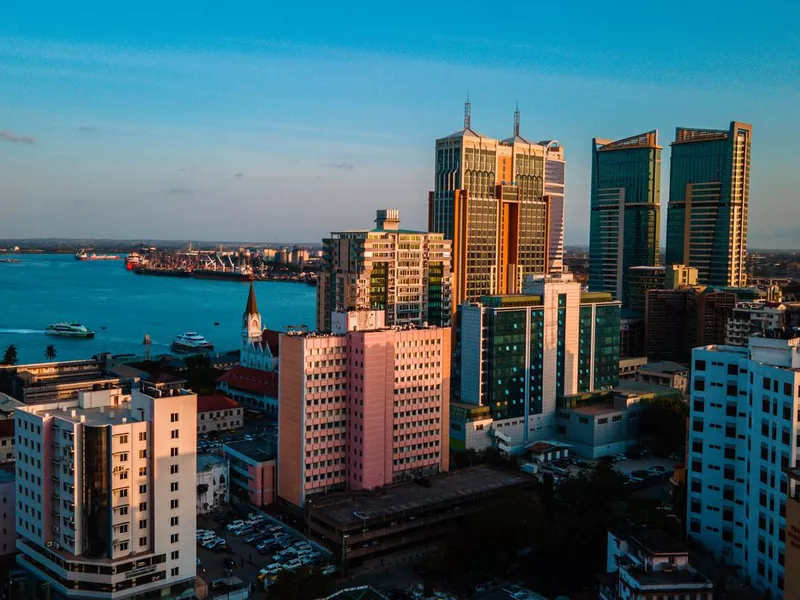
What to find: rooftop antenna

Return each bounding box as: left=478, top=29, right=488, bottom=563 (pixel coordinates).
left=464, top=93, right=471, bottom=130
left=513, top=102, right=520, bottom=137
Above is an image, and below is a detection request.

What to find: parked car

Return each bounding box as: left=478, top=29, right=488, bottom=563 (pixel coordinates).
left=283, top=558, right=302, bottom=571
left=226, top=520, right=245, bottom=531
left=245, top=533, right=265, bottom=544
left=203, top=538, right=225, bottom=550
left=321, top=564, right=338, bottom=576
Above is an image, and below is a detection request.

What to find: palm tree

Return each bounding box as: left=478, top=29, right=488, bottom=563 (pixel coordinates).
left=44, top=344, right=57, bottom=362
left=2, top=344, right=17, bottom=366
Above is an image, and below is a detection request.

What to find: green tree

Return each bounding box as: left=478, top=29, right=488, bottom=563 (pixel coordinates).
left=639, top=398, right=688, bottom=457
left=2, top=344, right=17, bottom=366
left=267, top=567, right=332, bottom=600
left=44, top=344, right=57, bottom=362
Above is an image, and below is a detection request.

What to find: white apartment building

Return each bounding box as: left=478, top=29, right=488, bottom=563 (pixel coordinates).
left=14, top=385, right=197, bottom=599
left=725, top=302, right=787, bottom=347
left=688, top=334, right=800, bottom=598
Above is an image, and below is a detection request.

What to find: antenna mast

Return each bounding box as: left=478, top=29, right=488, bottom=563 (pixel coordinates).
left=513, top=102, right=520, bottom=137
left=464, top=94, right=471, bottom=129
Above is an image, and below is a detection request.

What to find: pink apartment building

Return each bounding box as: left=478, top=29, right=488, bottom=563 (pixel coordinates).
left=278, top=311, right=451, bottom=508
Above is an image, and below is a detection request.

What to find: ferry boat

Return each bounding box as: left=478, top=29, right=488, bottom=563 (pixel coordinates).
left=45, top=323, right=95, bottom=338
left=171, top=332, right=214, bottom=353
left=75, top=250, right=120, bottom=261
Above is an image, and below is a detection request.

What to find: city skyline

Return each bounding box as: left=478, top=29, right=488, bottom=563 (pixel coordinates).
left=2, top=1, right=799, bottom=247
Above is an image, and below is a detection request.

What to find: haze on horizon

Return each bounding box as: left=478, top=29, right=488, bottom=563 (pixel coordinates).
left=2, top=1, right=799, bottom=248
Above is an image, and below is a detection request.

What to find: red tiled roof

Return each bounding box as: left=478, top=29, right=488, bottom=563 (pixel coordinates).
left=197, top=394, right=241, bottom=413
left=216, top=365, right=278, bottom=397
left=0, top=419, right=13, bottom=438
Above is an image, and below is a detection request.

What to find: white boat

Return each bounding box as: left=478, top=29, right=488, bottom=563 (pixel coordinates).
left=45, top=323, right=95, bottom=338
left=171, top=332, right=214, bottom=353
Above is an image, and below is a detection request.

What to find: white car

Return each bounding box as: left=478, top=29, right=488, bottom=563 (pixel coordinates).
left=226, top=520, right=245, bottom=531
left=197, top=531, right=215, bottom=542
left=321, top=564, right=337, bottom=576
left=283, top=558, right=302, bottom=571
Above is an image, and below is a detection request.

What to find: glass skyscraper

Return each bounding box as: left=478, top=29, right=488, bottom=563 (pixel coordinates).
left=589, top=131, right=661, bottom=303
left=665, top=122, right=752, bottom=287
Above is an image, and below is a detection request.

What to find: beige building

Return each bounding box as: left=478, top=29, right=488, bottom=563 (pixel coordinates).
left=14, top=384, right=197, bottom=598
left=197, top=394, right=243, bottom=433
left=317, top=209, right=452, bottom=333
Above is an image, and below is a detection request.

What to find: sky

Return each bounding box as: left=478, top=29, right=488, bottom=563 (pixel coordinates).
left=1, top=1, right=799, bottom=248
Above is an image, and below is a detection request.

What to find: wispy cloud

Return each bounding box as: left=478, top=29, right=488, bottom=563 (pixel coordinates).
left=174, top=168, right=195, bottom=173
left=0, top=130, right=35, bottom=144
left=233, top=172, right=244, bottom=178
left=325, top=162, right=354, bottom=170
left=77, top=125, right=97, bottom=132
left=165, top=187, right=195, bottom=195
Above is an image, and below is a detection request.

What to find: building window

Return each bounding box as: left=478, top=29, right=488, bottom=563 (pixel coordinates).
left=139, top=449, right=147, bottom=459
left=139, top=519, right=147, bottom=528
left=170, top=482, right=179, bottom=492
left=170, top=516, right=179, bottom=526
left=171, top=429, right=179, bottom=439
left=170, top=550, right=180, bottom=560
left=170, top=447, right=179, bottom=457
left=139, top=502, right=147, bottom=511
left=119, top=541, right=129, bottom=551
left=170, top=533, right=179, bottom=543
left=139, top=467, right=147, bottom=477
left=139, top=536, right=147, bottom=546
left=170, top=567, right=179, bottom=577
left=119, top=489, right=128, bottom=498
left=170, top=499, right=179, bottom=509
left=139, top=484, right=147, bottom=494
left=170, top=464, right=179, bottom=474
left=170, top=413, right=179, bottom=422
left=119, top=453, right=128, bottom=462
left=139, top=432, right=147, bottom=441
left=695, top=360, right=706, bottom=371
left=118, top=435, right=128, bottom=444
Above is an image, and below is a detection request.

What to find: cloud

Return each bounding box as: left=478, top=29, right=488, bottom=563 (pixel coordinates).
left=77, top=125, right=97, bottom=132
left=165, top=187, right=195, bottom=195
left=233, top=172, right=244, bottom=178
left=775, top=227, right=800, bottom=238
left=0, top=130, right=35, bottom=144
left=325, top=162, right=354, bottom=170
left=174, top=168, right=195, bottom=173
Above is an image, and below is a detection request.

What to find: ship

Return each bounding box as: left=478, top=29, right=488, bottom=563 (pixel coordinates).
left=134, top=266, right=192, bottom=278
left=125, top=252, right=144, bottom=270
left=171, top=332, right=214, bottom=353
left=193, top=267, right=255, bottom=282
left=45, top=322, right=95, bottom=338
left=75, top=250, right=121, bottom=261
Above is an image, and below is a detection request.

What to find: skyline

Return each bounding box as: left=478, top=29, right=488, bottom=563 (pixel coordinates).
left=2, top=1, right=799, bottom=247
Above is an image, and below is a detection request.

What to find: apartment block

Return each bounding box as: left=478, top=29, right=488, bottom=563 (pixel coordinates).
left=687, top=334, right=800, bottom=598
left=452, top=273, right=620, bottom=451
left=14, top=385, right=197, bottom=598
left=278, top=311, right=450, bottom=508
left=317, top=209, right=452, bottom=332
left=726, top=302, right=788, bottom=347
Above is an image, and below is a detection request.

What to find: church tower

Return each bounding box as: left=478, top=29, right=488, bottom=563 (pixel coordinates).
left=242, top=283, right=262, bottom=346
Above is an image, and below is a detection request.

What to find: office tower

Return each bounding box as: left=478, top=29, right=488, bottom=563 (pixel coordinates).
left=688, top=334, right=800, bottom=598
left=666, top=122, right=753, bottom=286
left=278, top=311, right=450, bottom=508
left=453, top=273, right=620, bottom=449
left=14, top=385, right=197, bottom=598
left=589, top=131, right=661, bottom=302
left=627, top=266, right=667, bottom=314
left=316, top=209, right=452, bottom=333
left=541, top=140, right=566, bottom=274
left=785, top=470, right=800, bottom=599
left=429, top=102, right=550, bottom=307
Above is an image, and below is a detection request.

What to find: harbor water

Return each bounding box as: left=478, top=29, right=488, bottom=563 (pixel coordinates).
left=0, top=254, right=316, bottom=364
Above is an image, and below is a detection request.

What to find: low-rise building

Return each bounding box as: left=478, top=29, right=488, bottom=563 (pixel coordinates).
left=601, top=528, right=713, bottom=600
left=637, top=361, right=691, bottom=397
left=0, top=465, right=15, bottom=556
left=197, top=394, right=243, bottom=433
left=619, top=357, right=648, bottom=381
left=725, top=301, right=787, bottom=346
left=222, top=440, right=276, bottom=506
left=197, top=454, right=229, bottom=514
left=216, top=365, right=278, bottom=416
left=0, top=419, right=13, bottom=463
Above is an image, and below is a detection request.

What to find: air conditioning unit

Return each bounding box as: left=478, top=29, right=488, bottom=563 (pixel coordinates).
left=46, top=541, right=54, bottom=548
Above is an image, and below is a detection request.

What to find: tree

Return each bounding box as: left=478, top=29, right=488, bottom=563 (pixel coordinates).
left=267, top=567, right=332, bottom=600
left=2, top=344, right=17, bottom=366
left=44, top=344, right=57, bottom=362
left=639, top=398, right=688, bottom=457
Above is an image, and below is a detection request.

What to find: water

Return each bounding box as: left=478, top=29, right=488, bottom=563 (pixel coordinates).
left=0, top=254, right=316, bottom=364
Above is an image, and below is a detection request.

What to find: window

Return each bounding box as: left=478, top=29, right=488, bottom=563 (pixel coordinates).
left=694, top=379, right=705, bottom=392
left=119, top=541, right=129, bottom=551
left=119, top=489, right=128, bottom=498
left=119, top=453, right=128, bottom=462
left=727, top=364, right=738, bottom=376
left=170, top=499, right=179, bottom=509
left=170, top=429, right=179, bottom=439
left=138, top=449, right=147, bottom=459
left=170, top=516, right=179, bottom=526
left=170, top=447, right=178, bottom=457
left=597, top=417, right=608, bottom=425
left=170, top=567, right=179, bottom=577
left=170, top=413, right=179, bottom=422
left=118, top=435, right=128, bottom=444
left=170, top=464, right=179, bottom=475
left=170, top=550, right=180, bottom=560
left=139, top=502, right=147, bottom=511
left=139, top=467, right=147, bottom=477
left=139, top=519, right=147, bottom=528
left=118, top=524, right=128, bottom=533
left=695, top=360, right=706, bottom=371
left=170, top=482, right=179, bottom=492
left=119, top=506, right=128, bottom=516
left=139, top=432, right=147, bottom=442
left=170, top=533, right=179, bottom=544
left=119, top=471, right=128, bottom=480
left=139, top=484, right=147, bottom=494
left=139, top=536, right=147, bottom=546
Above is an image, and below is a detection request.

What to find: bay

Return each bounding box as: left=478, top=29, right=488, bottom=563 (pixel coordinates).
left=0, top=254, right=316, bottom=364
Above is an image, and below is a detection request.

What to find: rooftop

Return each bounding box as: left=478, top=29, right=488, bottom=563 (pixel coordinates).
left=622, top=563, right=713, bottom=589
left=105, top=364, right=151, bottom=380
left=626, top=528, right=688, bottom=555
left=197, top=394, right=241, bottom=413
left=0, top=393, right=23, bottom=414
left=198, top=452, right=228, bottom=472
left=35, top=403, right=139, bottom=427
left=143, top=372, right=187, bottom=386
left=319, top=586, right=388, bottom=600
left=639, top=361, right=690, bottom=375
left=223, top=439, right=276, bottom=463
left=311, top=466, right=530, bottom=528
left=216, top=365, right=278, bottom=397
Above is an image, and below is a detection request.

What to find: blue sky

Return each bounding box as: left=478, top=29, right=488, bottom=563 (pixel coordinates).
left=1, top=1, right=798, bottom=247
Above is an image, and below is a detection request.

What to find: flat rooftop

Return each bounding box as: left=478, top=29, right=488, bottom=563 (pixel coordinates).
left=223, top=439, right=275, bottom=463
left=622, top=563, right=712, bottom=588
left=613, top=380, right=680, bottom=395
left=34, top=404, right=140, bottom=426
left=311, top=466, right=531, bottom=527
left=572, top=404, right=621, bottom=417
left=639, top=361, right=689, bottom=374
left=198, top=453, right=227, bottom=472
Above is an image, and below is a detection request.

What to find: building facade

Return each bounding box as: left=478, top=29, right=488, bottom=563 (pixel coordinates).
left=196, top=454, right=229, bottom=514
left=666, top=122, right=753, bottom=287
left=14, top=385, right=197, bottom=598
left=726, top=302, right=787, bottom=347
left=428, top=103, right=552, bottom=307
left=0, top=465, right=15, bottom=556
left=589, top=131, right=661, bottom=302
left=687, top=335, right=800, bottom=598
left=222, top=440, right=276, bottom=507
left=453, top=274, right=621, bottom=451
left=317, top=209, right=452, bottom=333
left=278, top=311, right=451, bottom=508
left=785, top=469, right=800, bottom=599
left=542, top=140, right=566, bottom=274
left=197, top=394, right=243, bottom=433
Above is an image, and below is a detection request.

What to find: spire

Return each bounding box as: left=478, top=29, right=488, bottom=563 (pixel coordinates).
left=513, top=102, right=520, bottom=137
left=245, top=282, right=259, bottom=316
left=464, top=93, right=471, bottom=130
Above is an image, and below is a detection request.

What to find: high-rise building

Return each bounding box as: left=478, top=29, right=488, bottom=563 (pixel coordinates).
left=589, top=131, right=661, bottom=302
left=277, top=311, right=450, bottom=508
left=14, top=385, right=197, bottom=598
left=688, top=334, right=800, bottom=598
left=453, top=273, right=620, bottom=450
left=541, top=140, right=566, bottom=274
left=316, top=209, right=452, bottom=333
left=428, top=102, right=552, bottom=307
left=665, top=122, right=752, bottom=287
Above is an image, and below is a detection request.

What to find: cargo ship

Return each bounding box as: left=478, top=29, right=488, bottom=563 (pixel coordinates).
left=125, top=252, right=145, bottom=270
left=134, top=266, right=192, bottom=278
left=193, top=268, right=254, bottom=282
left=75, top=250, right=121, bottom=261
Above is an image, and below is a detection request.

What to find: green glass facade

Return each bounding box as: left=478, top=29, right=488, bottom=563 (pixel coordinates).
left=578, top=306, right=593, bottom=393
left=589, top=132, right=661, bottom=303
left=485, top=310, right=528, bottom=420
left=665, top=123, right=752, bottom=287
left=593, top=304, right=621, bottom=389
